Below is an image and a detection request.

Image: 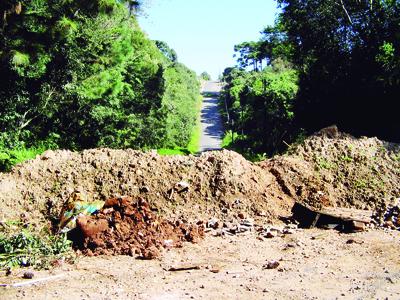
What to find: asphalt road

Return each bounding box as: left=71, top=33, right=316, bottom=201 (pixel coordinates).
left=199, top=81, right=224, bottom=152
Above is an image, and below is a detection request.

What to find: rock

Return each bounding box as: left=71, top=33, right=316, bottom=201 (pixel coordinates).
left=264, top=231, right=275, bottom=239
left=238, top=212, right=245, bottom=219
left=350, top=220, right=365, bottom=232
left=140, top=186, right=150, bottom=193
left=263, top=260, right=280, bottom=269
left=23, top=271, right=34, bottom=279
left=141, top=246, right=161, bottom=260
left=76, top=216, right=109, bottom=238
left=207, top=218, right=220, bottom=229
left=240, top=219, right=254, bottom=227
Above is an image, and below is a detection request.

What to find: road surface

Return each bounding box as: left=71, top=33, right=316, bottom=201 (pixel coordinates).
left=199, top=81, right=224, bottom=152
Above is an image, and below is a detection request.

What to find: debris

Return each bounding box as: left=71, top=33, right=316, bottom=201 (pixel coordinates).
left=291, top=202, right=371, bottom=232
left=263, top=260, right=280, bottom=269
left=372, top=201, right=400, bottom=230
left=166, top=265, right=201, bottom=272
left=58, top=191, right=104, bottom=233
left=207, top=218, right=220, bottom=229
left=346, top=238, right=364, bottom=245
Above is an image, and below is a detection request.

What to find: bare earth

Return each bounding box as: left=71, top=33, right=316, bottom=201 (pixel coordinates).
left=2, top=229, right=399, bottom=299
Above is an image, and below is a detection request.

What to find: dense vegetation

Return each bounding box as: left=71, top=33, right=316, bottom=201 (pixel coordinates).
left=222, top=0, right=400, bottom=156
left=0, top=0, right=200, bottom=169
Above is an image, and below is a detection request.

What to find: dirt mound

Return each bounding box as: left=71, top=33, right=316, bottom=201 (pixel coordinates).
left=0, top=149, right=291, bottom=230
left=0, top=130, right=399, bottom=235
left=261, top=130, right=400, bottom=210
left=74, top=196, right=203, bottom=258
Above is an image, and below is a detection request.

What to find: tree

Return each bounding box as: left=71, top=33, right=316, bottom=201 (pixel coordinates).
left=154, top=40, right=178, bottom=62
left=0, top=0, right=201, bottom=150
left=277, top=0, right=400, bottom=140
left=199, top=71, right=211, bottom=81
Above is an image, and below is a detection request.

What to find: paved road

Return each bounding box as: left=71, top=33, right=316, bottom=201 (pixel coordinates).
left=199, top=81, right=224, bottom=152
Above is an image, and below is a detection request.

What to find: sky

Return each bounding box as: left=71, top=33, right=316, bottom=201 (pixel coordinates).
left=138, top=0, right=278, bottom=80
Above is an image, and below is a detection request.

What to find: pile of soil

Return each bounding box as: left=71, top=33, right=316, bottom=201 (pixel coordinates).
left=74, top=196, right=204, bottom=258
left=0, top=149, right=291, bottom=230
left=0, top=127, right=399, bottom=236
left=260, top=127, right=400, bottom=211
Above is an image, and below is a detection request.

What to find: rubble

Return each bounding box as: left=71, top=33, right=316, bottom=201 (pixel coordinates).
left=73, top=196, right=204, bottom=258
left=372, top=199, right=400, bottom=231
left=291, top=202, right=371, bottom=232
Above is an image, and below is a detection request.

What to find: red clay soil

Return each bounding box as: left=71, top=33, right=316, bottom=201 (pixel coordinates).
left=74, top=196, right=204, bottom=259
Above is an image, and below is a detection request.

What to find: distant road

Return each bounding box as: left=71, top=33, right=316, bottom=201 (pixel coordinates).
left=199, top=81, right=224, bottom=152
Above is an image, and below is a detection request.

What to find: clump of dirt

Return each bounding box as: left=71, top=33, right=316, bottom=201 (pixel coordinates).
left=261, top=127, right=400, bottom=210
left=74, top=196, right=203, bottom=259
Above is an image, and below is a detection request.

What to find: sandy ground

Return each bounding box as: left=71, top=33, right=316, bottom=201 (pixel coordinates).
left=2, top=228, right=399, bottom=300
left=199, top=81, right=223, bottom=152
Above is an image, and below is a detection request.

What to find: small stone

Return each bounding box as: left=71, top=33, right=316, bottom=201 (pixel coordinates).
left=140, top=186, right=150, bottom=193
left=238, top=213, right=245, bottom=219
left=264, top=231, right=275, bottom=239
left=263, top=260, right=280, bottom=269
left=351, top=221, right=365, bottom=232
left=23, top=271, right=34, bottom=279
left=207, top=218, right=220, bottom=229
left=210, top=268, right=220, bottom=273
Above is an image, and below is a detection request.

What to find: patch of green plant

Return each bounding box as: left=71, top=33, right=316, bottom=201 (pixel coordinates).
left=0, top=228, right=73, bottom=270
left=340, top=155, right=353, bottom=163
left=315, top=156, right=335, bottom=170
left=0, top=146, right=47, bottom=172
left=222, top=130, right=239, bottom=148
left=354, top=179, right=367, bottom=189
left=391, top=152, right=400, bottom=162
left=157, top=148, right=190, bottom=156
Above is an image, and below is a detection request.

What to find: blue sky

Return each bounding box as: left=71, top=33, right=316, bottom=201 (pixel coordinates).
left=138, top=0, right=278, bottom=80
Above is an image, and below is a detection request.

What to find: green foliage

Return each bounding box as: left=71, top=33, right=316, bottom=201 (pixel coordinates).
left=0, top=0, right=201, bottom=152
left=0, top=228, right=73, bottom=269
left=277, top=0, right=400, bottom=141
left=154, top=40, right=178, bottom=62
left=0, top=146, right=45, bottom=172
left=221, top=59, right=299, bottom=155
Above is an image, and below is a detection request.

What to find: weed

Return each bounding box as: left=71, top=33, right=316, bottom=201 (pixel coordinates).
left=315, top=156, right=335, bottom=170
left=340, top=155, right=353, bottom=162
left=0, top=227, right=73, bottom=270
left=354, top=179, right=367, bottom=189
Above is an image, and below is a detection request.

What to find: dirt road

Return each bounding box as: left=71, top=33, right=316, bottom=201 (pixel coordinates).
left=2, top=229, right=399, bottom=299
left=199, top=81, right=224, bottom=152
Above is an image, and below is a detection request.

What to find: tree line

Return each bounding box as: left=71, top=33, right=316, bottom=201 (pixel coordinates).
left=0, top=0, right=200, bottom=154
left=221, top=0, right=400, bottom=156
